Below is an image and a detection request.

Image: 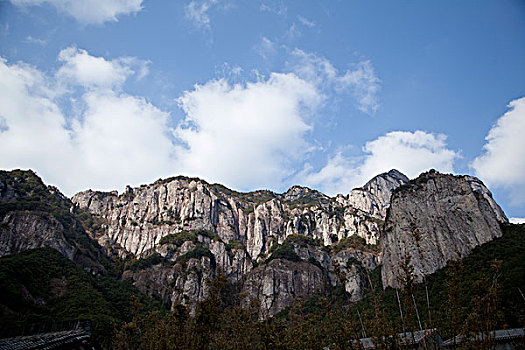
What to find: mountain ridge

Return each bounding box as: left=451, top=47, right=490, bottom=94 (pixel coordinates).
left=0, top=168, right=508, bottom=318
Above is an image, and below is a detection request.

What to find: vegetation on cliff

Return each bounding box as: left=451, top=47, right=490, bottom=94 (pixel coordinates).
left=0, top=248, right=163, bottom=347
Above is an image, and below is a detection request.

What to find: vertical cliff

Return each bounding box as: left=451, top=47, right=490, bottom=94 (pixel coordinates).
left=381, top=170, right=508, bottom=288
left=70, top=170, right=403, bottom=315
left=71, top=172, right=400, bottom=262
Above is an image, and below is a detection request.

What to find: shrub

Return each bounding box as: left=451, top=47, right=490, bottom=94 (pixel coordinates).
left=265, top=243, right=302, bottom=264
left=225, top=240, right=244, bottom=251
left=126, top=253, right=164, bottom=271
left=332, top=234, right=379, bottom=253
left=159, top=231, right=198, bottom=246
left=285, top=234, right=322, bottom=247
left=175, top=246, right=216, bottom=267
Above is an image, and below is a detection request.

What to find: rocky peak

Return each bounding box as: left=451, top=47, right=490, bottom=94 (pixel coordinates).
left=346, top=169, right=409, bottom=219
left=464, top=175, right=508, bottom=223
left=381, top=170, right=507, bottom=289
left=362, top=169, right=409, bottom=204
left=283, top=185, right=325, bottom=202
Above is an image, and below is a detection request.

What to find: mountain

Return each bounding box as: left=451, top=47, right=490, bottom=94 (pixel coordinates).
left=346, top=169, right=409, bottom=219
left=381, top=170, right=507, bottom=288
left=0, top=170, right=109, bottom=274
left=70, top=171, right=401, bottom=315
left=0, top=168, right=508, bottom=319
left=0, top=167, right=521, bottom=348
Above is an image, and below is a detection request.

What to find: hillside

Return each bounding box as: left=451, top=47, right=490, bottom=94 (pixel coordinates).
left=0, top=247, right=163, bottom=347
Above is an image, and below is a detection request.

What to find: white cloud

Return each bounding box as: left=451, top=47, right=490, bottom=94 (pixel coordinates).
left=0, top=50, right=175, bottom=196
left=289, top=49, right=381, bottom=115
left=71, top=91, right=175, bottom=190
left=0, top=47, right=456, bottom=201
left=0, top=48, right=329, bottom=195
left=175, top=73, right=322, bottom=190
left=472, top=97, right=525, bottom=205
left=24, top=35, right=47, bottom=46
left=509, top=217, right=525, bottom=224
left=57, top=47, right=134, bottom=88
left=358, top=131, right=459, bottom=181
left=0, top=58, right=74, bottom=183
left=297, top=15, right=315, bottom=28
left=337, top=60, right=380, bottom=114
left=255, top=37, right=278, bottom=60
left=297, top=131, right=460, bottom=195
left=185, top=0, right=219, bottom=29
left=10, top=0, right=143, bottom=25
left=259, top=2, right=287, bottom=16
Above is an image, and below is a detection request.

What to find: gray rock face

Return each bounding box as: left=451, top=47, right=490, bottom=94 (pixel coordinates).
left=150, top=230, right=254, bottom=283
left=1, top=168, right=511, bottom=318
left=464, top=175, right=508, bottom=224
left=346, top=169, right=409, bottom=219
left=0, top=211, right=76, bottom=260
left=241, top=259, right=327, bottom=317
left=69, top=172, right=408, bottom=315
left=241, top=240, right=379, bottom=316
left=381, top=171, right=508, bottom=288
left=71, top=175, right=392, bottom=261
left=0, top=170, right=107, bottom=274
left=122, top=256, right=214, bottom=315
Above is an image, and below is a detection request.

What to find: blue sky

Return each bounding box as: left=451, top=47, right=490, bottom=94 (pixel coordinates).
left=0, top=0, right=524, bottom=220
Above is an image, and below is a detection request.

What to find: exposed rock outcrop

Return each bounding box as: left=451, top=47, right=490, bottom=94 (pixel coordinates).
left=122, top=255, right=214, bottom=315
left=345, top=169, right=409, bottom=219
left=241, top=259, right=327, bottom=317
left=0, top=211, right=77, bottom=260
left=69, top=170, right=407, bottom=315
left=0, top=170, right=108, bottom=274
left=71, top=172, right=399, bottom=260
left=239, top=235, right=380, bottom=316
left=1, top=168, right=512, bottom=318
left=381, top=170, right=508, bottom=288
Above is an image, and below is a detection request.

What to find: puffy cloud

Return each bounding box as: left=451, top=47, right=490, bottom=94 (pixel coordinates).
left=0, top=47, right=458, bottom=201
left=70, top=91, right=174, bottom=190
left=0, top=48, right=327, bottom=195
left=297, top=131, right=460, bottom=195
left=289, top=49, right=380, bottom=115
left=0, top=50, right=175, bottom=195
left=57, top=47, right=134, bottom=88
left=358, top=131, right=458, bottom=181
left=472, top=97, right=525, bottom=204
left=10, top=0, right=143, bottom=25
left=175, top=73, right=322, bottom=190
left=0, top=58, right=75, bottom=182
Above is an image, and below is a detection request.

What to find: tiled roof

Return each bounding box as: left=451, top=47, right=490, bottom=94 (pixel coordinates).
left=442, top=328, right=524, bottom=346
left=0, top=329, right=92, bottom=350
left=359, top=328, right=440, bottom=349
